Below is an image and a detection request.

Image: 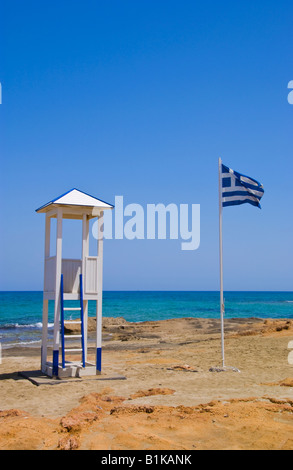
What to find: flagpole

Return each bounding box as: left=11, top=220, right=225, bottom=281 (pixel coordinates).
left=218, top=157, right=225, bottom=368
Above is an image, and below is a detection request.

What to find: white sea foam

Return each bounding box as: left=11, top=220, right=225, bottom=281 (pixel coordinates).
left=3, top=340, right=42, bottom=349
left=14, top=322, right=54, bottom=329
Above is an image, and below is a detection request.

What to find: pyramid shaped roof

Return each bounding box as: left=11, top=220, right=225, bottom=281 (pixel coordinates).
left=36, top=188, right=114, bottom=217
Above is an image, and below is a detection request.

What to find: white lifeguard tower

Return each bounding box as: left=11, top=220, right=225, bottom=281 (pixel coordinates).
left=36, top=188, right=114, bottom=378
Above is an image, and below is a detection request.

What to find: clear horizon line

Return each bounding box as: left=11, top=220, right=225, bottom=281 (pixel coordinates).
left=0, top=289, right=292, bottom=293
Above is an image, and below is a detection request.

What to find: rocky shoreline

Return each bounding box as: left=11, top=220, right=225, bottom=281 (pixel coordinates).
left=1, top=317, right=293, bottom=450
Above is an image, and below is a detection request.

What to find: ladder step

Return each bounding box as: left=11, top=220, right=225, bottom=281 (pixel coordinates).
left=64, top=348, right=83, bottom=352
left=64, top=307, right=81, bottom=311
left=64, top=320, right=81, bottom=324
left=64, top=334, right=82, bottom=338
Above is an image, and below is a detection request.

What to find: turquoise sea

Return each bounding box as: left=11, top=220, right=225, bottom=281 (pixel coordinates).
left=0, top=291, right=292, bottom=348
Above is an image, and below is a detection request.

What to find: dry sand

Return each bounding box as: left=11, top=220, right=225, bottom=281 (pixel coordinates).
left=0, top=317, right=293, bottom=450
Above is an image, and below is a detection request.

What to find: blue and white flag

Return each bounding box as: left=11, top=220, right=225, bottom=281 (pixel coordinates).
left=221, top=163, right=264, bottom=208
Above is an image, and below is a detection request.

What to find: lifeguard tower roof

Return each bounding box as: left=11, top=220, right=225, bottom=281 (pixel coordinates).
left=36, top=188, right=114, bottom=219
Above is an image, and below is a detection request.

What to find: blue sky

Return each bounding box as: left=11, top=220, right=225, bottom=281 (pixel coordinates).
left=0, top=0, right=292, bottom=291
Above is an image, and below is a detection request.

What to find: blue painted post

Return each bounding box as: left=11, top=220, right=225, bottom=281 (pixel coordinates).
left=53, top=350, right=59, bottom=376
left=60, top=274, right=65, bottom=368
left=79, top=274, right=86, bottom=368
left=96, top=348, right=102, bottom=372
left=52, top=207, right=63, bottom=377
left=96, top=212, right=104, bottom=374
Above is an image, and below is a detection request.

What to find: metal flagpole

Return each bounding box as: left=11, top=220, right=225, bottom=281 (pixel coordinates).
left=210, top=158, right=240, bottom=373
left=218, top=157, right=225, bottom=368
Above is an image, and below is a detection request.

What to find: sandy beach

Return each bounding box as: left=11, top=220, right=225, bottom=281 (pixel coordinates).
left=0, top=316, right=293, bottom=450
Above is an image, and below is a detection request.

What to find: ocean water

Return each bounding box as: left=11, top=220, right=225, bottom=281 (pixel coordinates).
left=0, top=291, right=292, bottom=348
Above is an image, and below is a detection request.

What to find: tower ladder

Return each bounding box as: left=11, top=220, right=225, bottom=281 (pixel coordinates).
left=60, top=273, right=86, bottom=369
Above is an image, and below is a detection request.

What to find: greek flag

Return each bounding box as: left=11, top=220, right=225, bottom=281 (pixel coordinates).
left=221, top=163, right=264, bottom=208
